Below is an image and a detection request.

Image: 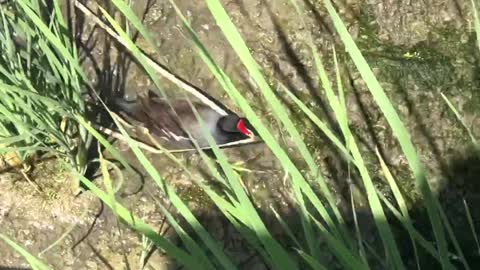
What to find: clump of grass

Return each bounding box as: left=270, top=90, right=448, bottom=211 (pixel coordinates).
left=0, top=0, right=91, bottom=173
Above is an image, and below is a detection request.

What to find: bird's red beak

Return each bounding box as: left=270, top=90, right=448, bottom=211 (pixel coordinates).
left=237, top=119, right=254, bottom=138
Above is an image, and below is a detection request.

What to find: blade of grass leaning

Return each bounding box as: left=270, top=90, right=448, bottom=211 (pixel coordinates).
left=332, top=46, right=348, bottom=123
left=296, top=250, right=329, bottom=270
left=16, top=0, right=89, bottom=85
left=98, top=144, right=118, bottom=216
left=187, top=97, right=299, bottom=270
left=336, top=108, right=405, bottom=269
left=270, top=206, right=303, bottom=249
left=376, top=148, right=421, bottom=270
left=168, top=0, right=319, bottom=259
left=287, top=0, right=349, bottom=146
left=202, top=0, right=347, bottom=242
left=471, top=0, right=480, bottom=51
left=308, top=214, right=369, bottom=269
left=147, top=132, right=274, bottom=267
left=363, top=241, right=388, bottom=269
left=319, top=0, right=450, bottom=267
left=377, top=192, right=448, bottom=264
left=95, top=111, right=249, bottom=268
left=281, top=64, right=405, bottom=269
left=76, top=115, right=136, bottom=175
left=168, top=2, right=352, bottom=261
left=0, top=234, right=52, bottom=270
left=285, top=3, right=404, bottom=263
left=143, top=128, right=273, bottom=265
left=437, top=202, right=470, bottom=269
left=109, top=0, right=156, bottom=46
left=440, top=93, right=477, bottom=144
left=350, top=187, right=368, bottom=266
left=96, top=10, right=237, bottom=269
left=463, top=199, right=480, bottom=256
left=279, top=83, right=353, bottom=161
left=77, top=174, right=203, bottom=269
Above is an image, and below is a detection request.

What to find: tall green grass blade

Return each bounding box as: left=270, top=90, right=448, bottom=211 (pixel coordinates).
left=96, top=10, right=237, bottom=268
left=297, top=250, right=329, bottom=270
left=378, top=192, right=449, bottom=265
left=319, top=0, right=450, bottom=267
left=98, top=145, right=118, bottom=216
left=0, top=234, right=52, bottom=270
left=463, top=199, right=480, bottom=256
left=202, top=1, right=346, bottom=247
left=309, top=214, right=369, bottom=270
left=471, top=0, right=480, bottom=51
left=16, top=0, right=88, bottom=84
left=77, top=174, right=202, bottom=269
left=283, top=75, right=405, bottom=269
left=189, top=98, right=298, bottom=270
left=440, top=93, right=477, bottom=144
left=376, top=149, right=420, bottom=270
left=349, top=188, right=368, bottom=266
left=279, top=83, right=352, bottom=161
left=109, top=0, right=156, bottom=46
left=167, top=4, right=356, bottom=265
left=75, top=115, right=136, bottom=175
left=438, top=204, right=470, bottom=269
left=270, top=206, right=303, bottom=249
left=284, top=2, right=405, bottom=264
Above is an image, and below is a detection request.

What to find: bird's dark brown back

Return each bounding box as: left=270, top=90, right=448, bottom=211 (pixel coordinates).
left=135, top=95, right=185, bottom=138
left=136, top=96, right=221, bottom=140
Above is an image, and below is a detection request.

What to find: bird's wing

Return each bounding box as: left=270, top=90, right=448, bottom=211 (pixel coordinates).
left=138, top=97, right=191, bottom=142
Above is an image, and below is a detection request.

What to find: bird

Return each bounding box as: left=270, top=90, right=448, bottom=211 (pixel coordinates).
left=111, top=91, right=256, bottom=150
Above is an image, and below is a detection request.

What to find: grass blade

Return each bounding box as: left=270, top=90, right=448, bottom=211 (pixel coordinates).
left=0, top=234, right=52, bottom=270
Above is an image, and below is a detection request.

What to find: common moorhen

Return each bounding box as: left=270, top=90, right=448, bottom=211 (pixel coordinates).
left=112, top=92, right=255, bottom=149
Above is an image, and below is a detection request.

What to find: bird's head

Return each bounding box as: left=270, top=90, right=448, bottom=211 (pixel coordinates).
left=218, top=115, right=255, bottom=138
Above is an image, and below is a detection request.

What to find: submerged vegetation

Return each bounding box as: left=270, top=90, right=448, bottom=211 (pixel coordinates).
left=1, top=0, right=480, bottom=269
